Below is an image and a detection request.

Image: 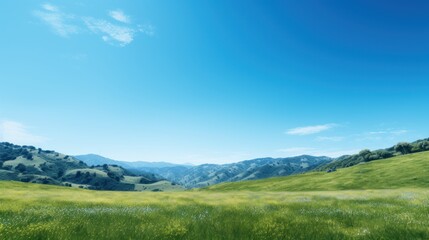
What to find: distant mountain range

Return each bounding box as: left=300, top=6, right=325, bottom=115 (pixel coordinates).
left=75, top=154, right=332, bottom=188
left=3, top=137, right=428, bottom=190
left=74, top=154, right=191, bottom=169
left=75, top=137, right=429, bottom=189
left=158, top=156, right=332, bottom=188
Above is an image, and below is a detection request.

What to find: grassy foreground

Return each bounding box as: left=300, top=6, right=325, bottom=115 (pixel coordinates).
left=0, top=181, right=429, bottom=239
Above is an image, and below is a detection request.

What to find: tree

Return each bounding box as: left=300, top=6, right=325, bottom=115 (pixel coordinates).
left=358, top=149, right=372, bottom=162
left=394, top=142, right=412, bottom=155
left=57, top=169, right=65, bottom=178
left=372, top=149, right=393, bottom=159
left=15, top=163, right=27, bottom=173
left=417, top=141, right=429, bottom=151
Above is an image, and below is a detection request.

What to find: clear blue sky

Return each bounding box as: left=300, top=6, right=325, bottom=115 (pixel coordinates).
left=0, top=0, right=428, bottom=164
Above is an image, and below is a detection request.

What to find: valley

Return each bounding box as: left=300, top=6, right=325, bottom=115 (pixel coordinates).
left=1, top=148, right=429, bottom=239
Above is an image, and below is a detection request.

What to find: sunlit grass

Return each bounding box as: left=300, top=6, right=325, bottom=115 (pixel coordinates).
left=206, top=151, right=429, bottom=192
left=0, top=181, right=428, bottom=239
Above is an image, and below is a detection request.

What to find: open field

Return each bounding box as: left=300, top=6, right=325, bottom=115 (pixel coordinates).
left=0, top=181, right=428, bottom=240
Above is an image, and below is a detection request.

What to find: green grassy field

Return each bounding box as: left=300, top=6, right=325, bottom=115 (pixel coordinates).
left=0, top=182, right=428, bottom=239
left=206, top=151, right=429, bottom=191
left=1, top=152, right=429, bottom=239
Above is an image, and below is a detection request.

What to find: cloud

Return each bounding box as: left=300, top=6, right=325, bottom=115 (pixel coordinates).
left=286, top=124, right=336, bottom=136
left=42, top=3, right=58, bottom=12
left=34, top=4, right=78, bottom=37
left=390, top=130, right=409, bottom=135
left=84, top=18, right=135, bottom=46
left=109, top=9, right=130, bottom=23
left=138, top=24, right=155, bottom=37
left=0, top=121, right=46, bottom=145
left=33, top=4, right=154, bottom=46
left=316, top=136, right=345, bottom=142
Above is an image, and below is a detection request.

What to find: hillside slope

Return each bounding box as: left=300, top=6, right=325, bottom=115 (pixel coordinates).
left=205, top=151, right=429, bottom=191
left=316, top=138, right=429, bottom=172
left=0, top=142, right=181, bottom=191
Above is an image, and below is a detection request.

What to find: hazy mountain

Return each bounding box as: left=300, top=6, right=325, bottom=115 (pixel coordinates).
left=75, top=153, right=331, bottom=188
left=154, top=155, right=332, bottom=188
left=0, top=143, right=181, bottom=191
left=75, top=154, right=191, bottom=169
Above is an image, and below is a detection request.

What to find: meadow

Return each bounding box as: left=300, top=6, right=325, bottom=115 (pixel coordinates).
left=0, top=181, right=428, bottom=240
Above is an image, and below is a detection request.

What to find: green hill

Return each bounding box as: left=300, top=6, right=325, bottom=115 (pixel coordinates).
left=205, top=151, right=429, bottom=191
left=316, top=138, right=429, bottom=171
left=0, top=142, right=182, bottom=191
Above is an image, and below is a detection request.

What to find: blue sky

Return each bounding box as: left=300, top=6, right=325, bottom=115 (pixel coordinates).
left=0, top=0, right=428, bottom=164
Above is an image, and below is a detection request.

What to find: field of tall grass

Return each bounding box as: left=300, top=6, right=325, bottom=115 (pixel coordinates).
left=0, top=181, right=428, bottom=239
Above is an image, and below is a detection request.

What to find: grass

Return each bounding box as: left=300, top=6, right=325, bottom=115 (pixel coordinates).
left=205, top=151, right=429, bottom=191
left=1, top=152, right=429, bottom=239
left=2, top=156, right=46, bottom=170
left=64, top=168, right=108, bottom=177
left=0, top=181, right=428, bottom=239
left=133, top=180, right=185, bottom=192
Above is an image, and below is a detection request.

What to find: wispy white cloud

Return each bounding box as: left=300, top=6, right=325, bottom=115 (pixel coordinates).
left=42, top=3, right=58, bottom=12
left=84, top=18, right=135, bottom=46
left=390, top=130, right=409, bottom=135
left=34, top=4, right=78, bottom=37
left=33, top=4, right=154, bottom=46
left=286, top=124, right=336, bottom=136
left=0, top=121, right=46, bottom=145
left=109, top=9, right=130, bottom=23
left=316, top=136, right=345, bottom=142
left=138, top=24, right=155, bottom=37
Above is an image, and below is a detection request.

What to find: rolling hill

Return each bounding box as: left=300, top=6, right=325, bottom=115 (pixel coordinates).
left=205, top=151, right=429, bottom=191
left=316, top=138, right=429, bottom=171
left=0, top=142, right=182, bottom=191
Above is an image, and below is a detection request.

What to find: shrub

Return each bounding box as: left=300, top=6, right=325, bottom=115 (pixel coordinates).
left=15, top=163, right=27, bottom=173
left=394, top=142, right=412, bottom=155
